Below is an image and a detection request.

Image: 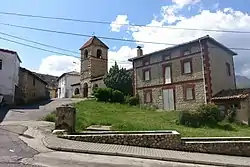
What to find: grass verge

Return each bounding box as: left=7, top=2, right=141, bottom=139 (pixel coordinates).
left=73, top=100, right=250, bottom=137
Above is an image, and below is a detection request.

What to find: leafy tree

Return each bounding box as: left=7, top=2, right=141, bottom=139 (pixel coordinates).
left=104, top=62, right=133, bottom=95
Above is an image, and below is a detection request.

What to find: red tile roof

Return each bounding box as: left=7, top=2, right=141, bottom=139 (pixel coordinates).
left=79, top=36, right=109, bottom=50
left=212, top=88, right=250, bottom=100
left=0, top=48, right=22, bottom=63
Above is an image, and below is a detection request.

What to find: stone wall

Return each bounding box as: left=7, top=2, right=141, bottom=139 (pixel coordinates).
left=60, top=132, right=250, bottom=156
left=181, top=141, right=250, bottom=156
left=60, top=131, right=181, bottom=150
left=18, top=68, right=48, bottom=104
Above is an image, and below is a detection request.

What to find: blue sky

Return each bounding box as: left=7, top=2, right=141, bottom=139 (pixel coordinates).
left=1, top=0, right=250, bottom=76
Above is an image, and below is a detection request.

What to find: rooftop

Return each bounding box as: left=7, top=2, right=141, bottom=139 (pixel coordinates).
left=79, top=36, right=109, bottom=50
left=212, top=88, right=250, bottom=100
left=128, top=35, right=237, bottom=62
left=0, top=48, right=22, bottom=63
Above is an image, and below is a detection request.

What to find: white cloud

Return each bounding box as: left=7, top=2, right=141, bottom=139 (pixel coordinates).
left=38, top=4, right=250, bottom=78
left=110, top=15, right=129, bottom=32
left=38, top=55, right=80, bottom=76
left=172, top=0, right=200, bottom=8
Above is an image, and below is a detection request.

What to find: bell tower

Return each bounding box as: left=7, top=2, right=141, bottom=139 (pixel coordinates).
left=79, top=36, right=109, bottom=97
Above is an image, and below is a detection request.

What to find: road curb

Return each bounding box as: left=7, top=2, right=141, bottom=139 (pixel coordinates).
left=42, top=136, right=250, bottom=167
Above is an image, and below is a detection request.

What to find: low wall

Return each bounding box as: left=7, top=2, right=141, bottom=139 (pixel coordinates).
left=181, top=141, right=250, bottom=156
left=60, top=131, right=181, bottom=150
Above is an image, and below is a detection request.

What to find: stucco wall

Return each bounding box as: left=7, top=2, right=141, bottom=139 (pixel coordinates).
left=208, top=42, right=236, bottom=96
left=0, top=51, right=20, bottom=104
left=58, top=74, right=80, bottom=98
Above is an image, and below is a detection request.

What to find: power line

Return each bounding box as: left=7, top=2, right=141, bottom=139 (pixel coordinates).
left=1, top=22, right=250, bottom=52
left=0, top=36, right=80, bottom=58
left=0, top=11, right=250, bottom=34
left=0, top=31, right=79, bottom=55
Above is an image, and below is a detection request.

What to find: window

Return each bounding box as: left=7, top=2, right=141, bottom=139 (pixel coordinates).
left=144, top=90, right=152, bottom=103
left=143, top=69, right=151, bottom=81
left=183, top=85, right=195, bottom=100
left=181, top=58, right=192, bottom=74
left=162, top=54, right=171, bottom=61
left=226, top=62, right=231, bottom=76
left=84, top=50, right=88, bottom=59
left=142, top=58, right=150, bottom=66
left=183, top=48, right=191, bottom=56
left=33, top=78, right=36, bottom=86
left=97, top=49, right=102, bottom=58
left=0, top=59, right=2, bottom=70
left=163, top=64, right=172, bottom=84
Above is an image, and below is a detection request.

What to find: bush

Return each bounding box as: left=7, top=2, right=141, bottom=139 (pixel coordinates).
left=178, top=103, right=222, bottom=128
left=94, top=88, right=113, bottom=102
left=110, top=90, right=125, bottom=103
left=125, top=95, right=139, bottom=106
left=43, top=113, right=56, bottom=122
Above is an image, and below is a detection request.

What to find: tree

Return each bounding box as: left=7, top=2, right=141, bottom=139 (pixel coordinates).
left=104, top=62, right=133, bottom=95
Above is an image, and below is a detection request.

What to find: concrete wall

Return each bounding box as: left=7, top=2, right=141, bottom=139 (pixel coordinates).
left=208, top=42, right=236, bottom=96
left=0, top=51, right=20, bottom=104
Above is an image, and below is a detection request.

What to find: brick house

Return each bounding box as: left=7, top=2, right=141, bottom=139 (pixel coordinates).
left=16, top=67, right=49, bottom=104
left=128, top=35, right=237, bottom=111
left=80, top=36, right=108, bottom=97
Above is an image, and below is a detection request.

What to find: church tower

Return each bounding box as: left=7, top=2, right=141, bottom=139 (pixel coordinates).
left=79, top=36, right=109, bottom=97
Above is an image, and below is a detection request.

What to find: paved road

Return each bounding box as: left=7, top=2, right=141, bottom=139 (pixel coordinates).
left=0, top=98, right=82, bottom=167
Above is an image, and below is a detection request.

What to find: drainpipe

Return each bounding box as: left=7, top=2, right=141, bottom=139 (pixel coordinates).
left=199, top=39, right=207, bottom=104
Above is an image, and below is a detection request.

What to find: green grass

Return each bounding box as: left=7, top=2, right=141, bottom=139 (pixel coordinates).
left=73, top=100, right=250, bottom=137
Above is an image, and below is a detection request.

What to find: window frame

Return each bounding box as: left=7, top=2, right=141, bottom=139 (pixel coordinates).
left=181, top=58, right=193, bottom=75
left=143, top=89, right=152, bottom=103
left=162, top=63, right=172, bottom=84
left=142, top=57, right=150, bottom=66
left=183, top=84, right=195, bottom=101
left=32, top=77, right=36, bottom=86
left=143, top=68, right=151, bottom=81
left=0, top=59, right=2, bottom=70
left=226, top=62, right=231, bottom=76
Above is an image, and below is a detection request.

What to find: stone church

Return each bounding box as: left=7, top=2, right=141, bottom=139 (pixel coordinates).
left=79, top=36, right=109, bottom=97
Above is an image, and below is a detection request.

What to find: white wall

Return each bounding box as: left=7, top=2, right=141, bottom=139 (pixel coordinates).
left=0, top=51, right=20, bottom=103
left=57, top=74, right=80, bottom=98
left=66, top=75, right=80, bottom=98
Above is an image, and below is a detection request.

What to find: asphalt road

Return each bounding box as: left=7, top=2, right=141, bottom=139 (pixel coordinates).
left=0, top=98, right=81, bottom=167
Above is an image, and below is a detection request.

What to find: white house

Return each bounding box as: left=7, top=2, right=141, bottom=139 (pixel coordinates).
left=0, top=49, right=22, bottom=104
left=57, top=71, right=80, bottom=98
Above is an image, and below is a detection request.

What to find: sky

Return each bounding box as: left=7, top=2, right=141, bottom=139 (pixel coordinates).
left=1, top=0, right=250, bottom=77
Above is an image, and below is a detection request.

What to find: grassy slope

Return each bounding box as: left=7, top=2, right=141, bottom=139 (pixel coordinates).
left=74, top=100, right=250, bottom=137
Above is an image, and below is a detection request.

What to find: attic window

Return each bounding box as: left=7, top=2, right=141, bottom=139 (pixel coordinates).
left=84, top=50, right=88, bottom=59
left=97, top=49, right=102, bottom=58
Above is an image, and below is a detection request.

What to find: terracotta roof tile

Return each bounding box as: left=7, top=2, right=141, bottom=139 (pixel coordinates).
left=212, top=88, right=250, bottom=100
left=79, top=36, right=109, bottom=50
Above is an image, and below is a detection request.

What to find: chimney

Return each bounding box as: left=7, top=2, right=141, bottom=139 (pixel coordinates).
left=137, top=46, right=143, bottom=57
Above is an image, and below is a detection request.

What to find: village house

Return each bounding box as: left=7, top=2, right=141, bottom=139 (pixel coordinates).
left=57, top=71, right=80, bottom=98
left=128, top=35, right=237, bottom=111
left=0, top=49, right=22, bottom=104
left=79, top=36, right=108, bottom=97
left=16, top=67, right=49, bottom=104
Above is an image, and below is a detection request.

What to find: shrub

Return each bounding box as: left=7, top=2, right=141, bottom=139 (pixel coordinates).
left=125, top=95, right=139, bottom=106
left=178, top=103, right=222, bottom=128
left=110, top=90, right=125, bottom=103
left=93, top=88, right=113, bottom=102
left=179, top=110, right=202, bottom=128
left=196, top=103, right=222, bottom=125
left=43, top=113, right=56, bottom=122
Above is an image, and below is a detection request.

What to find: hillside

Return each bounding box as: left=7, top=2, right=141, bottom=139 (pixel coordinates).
left=236, top=75, right=250, bottom=88
left=34, top=73, right=58, bottom=88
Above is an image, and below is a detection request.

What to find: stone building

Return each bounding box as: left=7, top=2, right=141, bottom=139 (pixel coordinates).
left=80, top=36, right=108, bottom=97
left=128, top=35, right=237, bottom=111
left=211, top=88, right=250, bottom=125
left=16, top=67, right=49, bottom=104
